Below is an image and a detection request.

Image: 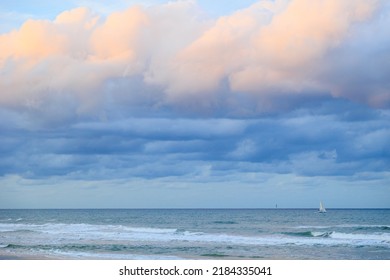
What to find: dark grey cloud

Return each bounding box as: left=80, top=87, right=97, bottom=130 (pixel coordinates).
left=1, top=98, right=388, bottom=182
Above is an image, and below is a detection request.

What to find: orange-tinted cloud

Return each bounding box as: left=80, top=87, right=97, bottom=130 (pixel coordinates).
left=0, top=0, right=388, bottom=116
left=163, top=0, right=380, bottom=98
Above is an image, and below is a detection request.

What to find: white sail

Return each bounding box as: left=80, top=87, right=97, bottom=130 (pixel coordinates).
left=319, top=201, right=326, bottom=213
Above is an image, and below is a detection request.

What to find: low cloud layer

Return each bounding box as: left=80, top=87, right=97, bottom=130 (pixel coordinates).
left=1, top=103, right=389, bottom=180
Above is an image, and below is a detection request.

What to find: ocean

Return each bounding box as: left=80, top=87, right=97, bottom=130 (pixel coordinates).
left=0, top=209, right=389, bottom=260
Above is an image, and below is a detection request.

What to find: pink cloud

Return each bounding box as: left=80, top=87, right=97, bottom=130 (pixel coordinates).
left=0, top=0, right=388, bottom=116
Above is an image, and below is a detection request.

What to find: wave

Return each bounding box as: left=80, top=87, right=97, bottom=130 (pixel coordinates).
left=201, top=253, right=231, bottom=258
left=282, top=230, right=390, bottom=246
left=1, top=244, right=183, bottom=260
left=283, top=231, right=333, bottom=238
left=213, top=221, right=238, bottom=225
left=48, top=250, right=184, bottom=260
left=0, top=218, right=15, bottom=222
left=330, top=232, right=390, bottom=242
left=355, top=225, right=390, bottom=231
left=51, top=250, right=183, bottom=260
left=296, top=224, right=390, bottom=231
left=3, top=244, right=23, bottom=249
left=0, top=223, right=177, bottom=234
left=1, top=222, right=389, bottom=248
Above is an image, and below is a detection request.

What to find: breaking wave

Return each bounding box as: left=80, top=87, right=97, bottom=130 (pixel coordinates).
left=1, top=222, right=389, bottom=249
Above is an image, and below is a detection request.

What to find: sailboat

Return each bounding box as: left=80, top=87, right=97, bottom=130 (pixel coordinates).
left=319, top=201, right=326, bottom=213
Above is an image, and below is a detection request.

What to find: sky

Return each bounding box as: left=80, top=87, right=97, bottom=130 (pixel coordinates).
left=0, top=0, right=389, bottom=209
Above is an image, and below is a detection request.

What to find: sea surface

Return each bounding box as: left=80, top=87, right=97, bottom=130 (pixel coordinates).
left=0, top=209, right=389, bottom=260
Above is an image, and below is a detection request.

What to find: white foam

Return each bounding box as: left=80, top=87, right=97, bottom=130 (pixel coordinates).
left=0, top=223, right=30, bottom=232
left=1, top=222, right=389, bottom=248
left=296, top=225, right=331, bottom=229
left=296, top=224, right=390, bottom=229
left=45, top=250, right=184, bottom=260
left=330, top=232, right=390, bottom=242
left=311, top=231, right=333, bottom=237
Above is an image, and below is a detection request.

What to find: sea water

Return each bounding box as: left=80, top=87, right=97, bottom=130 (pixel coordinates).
left=0, top=209, right=389, bottom=259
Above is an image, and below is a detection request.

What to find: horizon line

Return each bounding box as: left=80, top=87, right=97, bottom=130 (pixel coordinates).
left=1, top=207, right=389, bottom=210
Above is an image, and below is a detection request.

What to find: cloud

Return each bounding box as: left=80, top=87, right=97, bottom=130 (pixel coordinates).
left=229, top=139, right=258, bottom=160
left=1, top=102, right=389, bottom=208
left=0, top=2, right=208, bottom=117
left=155, top=0, right=387, bottom=107
left=0, top=1, right=389, bottom=208
left=0, top=0, right=389, bottom=123
left=1, top=104, right=388, bottom=181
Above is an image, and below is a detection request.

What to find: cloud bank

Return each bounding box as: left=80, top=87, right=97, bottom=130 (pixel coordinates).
left=1, top=0, right=389, bottom=208
left=1, top=0, right=389, bottom=120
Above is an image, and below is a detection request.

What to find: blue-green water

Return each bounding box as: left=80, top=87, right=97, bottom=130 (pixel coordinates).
left=0, top=209, right=389, bottom=259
